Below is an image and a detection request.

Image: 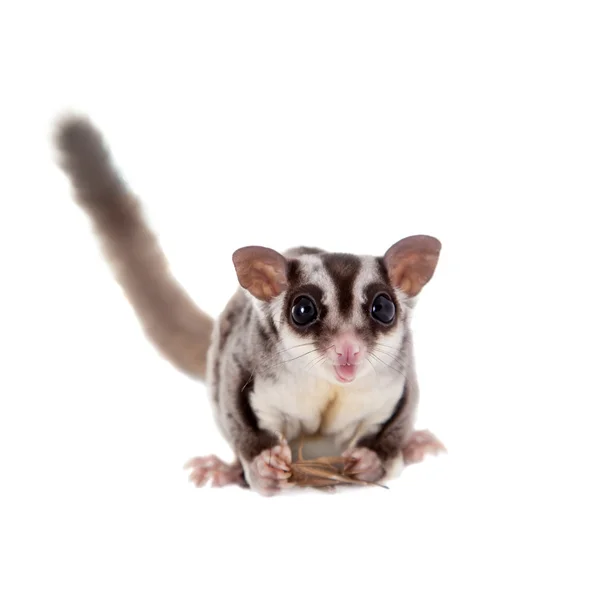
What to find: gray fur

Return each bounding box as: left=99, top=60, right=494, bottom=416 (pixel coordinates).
left=54, top=115, right=440, bottom=494
left=207, top=250, right=422, bottom=487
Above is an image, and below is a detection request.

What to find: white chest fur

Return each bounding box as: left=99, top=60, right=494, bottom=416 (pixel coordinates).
left=250, top=370, right=405, bottom=459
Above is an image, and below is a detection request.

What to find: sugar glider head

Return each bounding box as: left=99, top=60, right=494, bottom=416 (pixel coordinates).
left=232, top=236, right=441, bottom=385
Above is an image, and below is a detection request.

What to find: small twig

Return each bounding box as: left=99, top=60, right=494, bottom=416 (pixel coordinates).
left=288, top=436, right=388, bottom=489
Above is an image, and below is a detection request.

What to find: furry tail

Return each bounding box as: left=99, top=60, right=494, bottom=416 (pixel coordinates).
left=54, top=114, right=213, bottom=380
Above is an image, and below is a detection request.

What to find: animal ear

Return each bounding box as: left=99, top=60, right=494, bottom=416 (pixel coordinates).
left=232, top=245, right=289, bottom=301
left=383, top=235, right=441, bottom=297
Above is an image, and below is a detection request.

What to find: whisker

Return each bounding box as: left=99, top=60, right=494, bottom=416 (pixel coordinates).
left=305, top=353, right=324, bottom=371
left=365, top=356, right=380, bottom=385
left=306, top=356, right=328, bottom=374
left=304, top=359, right=319, bottom=372
left=373, top=346, right=408, bottom=367
left=374, top=342, right=401, bottom=351
left=369, top=352, right=405, bottom=375
left=276, top=348, right=321, bottom=365
left=271, top=342, right=317, bottom=356
left=271, top=346, right=324, bottom=369
left=374, top=342, right=408, bottom=360
left=302, top=344, right=334, bottom=373
left=240, top=368, right=256, bottom=392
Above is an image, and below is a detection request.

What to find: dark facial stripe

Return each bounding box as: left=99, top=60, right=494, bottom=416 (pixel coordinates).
left=322, top=253, right=361, bottom=317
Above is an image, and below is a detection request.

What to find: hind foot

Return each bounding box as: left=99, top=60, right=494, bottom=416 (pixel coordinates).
left=402, top=430, right=446, bottom=465
left=184, top=455, right=246, bottom=488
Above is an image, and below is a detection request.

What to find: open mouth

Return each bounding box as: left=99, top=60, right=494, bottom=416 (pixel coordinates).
left=333, top=363, right=358, bottom=383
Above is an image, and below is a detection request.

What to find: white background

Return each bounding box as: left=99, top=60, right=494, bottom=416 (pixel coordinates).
left=1, top=1, right=599, bottom=598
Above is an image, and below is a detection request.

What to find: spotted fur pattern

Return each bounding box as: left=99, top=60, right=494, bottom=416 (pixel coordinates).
left=207, top=246, right=422, bottom=484
left=55, top=115, right=438, bottom=493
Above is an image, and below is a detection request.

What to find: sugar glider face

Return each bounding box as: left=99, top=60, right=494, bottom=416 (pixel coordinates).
left=278, top=253, right=405, bottom=384
left=232, top=236, right=441, bottom=385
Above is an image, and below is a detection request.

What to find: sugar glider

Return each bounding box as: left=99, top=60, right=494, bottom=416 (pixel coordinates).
left=54, top=115, right=446, bottom=496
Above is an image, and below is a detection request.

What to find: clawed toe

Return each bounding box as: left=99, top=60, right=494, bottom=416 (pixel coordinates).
left=402, top=430, right=446, bottom=466
left=184, top=455, right=245, bottom=488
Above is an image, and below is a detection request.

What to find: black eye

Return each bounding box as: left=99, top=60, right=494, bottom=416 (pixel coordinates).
left=291, top=296, right=318, bottom=326
left=371, top=294, right=396, bottom=324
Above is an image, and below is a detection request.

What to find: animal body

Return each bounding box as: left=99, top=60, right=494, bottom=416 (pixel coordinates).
left=55, top=115, right=446, bottom=496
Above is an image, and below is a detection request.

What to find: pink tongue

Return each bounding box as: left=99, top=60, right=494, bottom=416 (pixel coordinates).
left=335, top=364, right=357, bottom=381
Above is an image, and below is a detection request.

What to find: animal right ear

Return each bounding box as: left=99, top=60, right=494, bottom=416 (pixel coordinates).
left=232, top=246, right=289, bottom=302
left=383, top=235, right=442, bottom=297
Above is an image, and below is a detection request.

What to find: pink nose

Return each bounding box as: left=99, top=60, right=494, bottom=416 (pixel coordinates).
left=334, top=335, right=362, bottom=365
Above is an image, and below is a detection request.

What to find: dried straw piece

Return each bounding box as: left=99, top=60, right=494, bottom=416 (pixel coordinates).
left=286, top=437, right=388, bottom=490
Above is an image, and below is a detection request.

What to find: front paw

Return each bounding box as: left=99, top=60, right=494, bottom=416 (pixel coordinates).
left=342, top=447, right=385, bottom=483
left=246, top=440, right=294, bottom=496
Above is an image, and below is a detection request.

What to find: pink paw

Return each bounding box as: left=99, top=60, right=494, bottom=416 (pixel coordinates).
left=247, top=441, right=294, bottom=496
left=402, top=430, right=446, bottom=465
left=184, top=455, right=245, bottom=488
left=342, top=447, right=385, bottom=483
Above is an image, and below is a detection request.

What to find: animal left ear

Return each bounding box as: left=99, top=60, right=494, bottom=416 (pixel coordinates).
left=232, top=245, right=289, bottom=302
left=383, top=235, right=442, bottom=297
